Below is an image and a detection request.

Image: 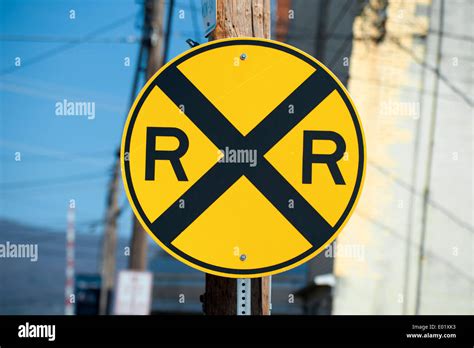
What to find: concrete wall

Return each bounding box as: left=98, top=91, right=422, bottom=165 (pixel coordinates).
left=333, top=0, right=473, bottom=315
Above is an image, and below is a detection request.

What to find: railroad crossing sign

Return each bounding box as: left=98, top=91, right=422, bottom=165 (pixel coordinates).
left=121, top=38, right=365, bottom=278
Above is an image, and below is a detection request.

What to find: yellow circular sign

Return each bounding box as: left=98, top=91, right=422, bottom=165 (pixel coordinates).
left=121, top=38, right=366, bottom=278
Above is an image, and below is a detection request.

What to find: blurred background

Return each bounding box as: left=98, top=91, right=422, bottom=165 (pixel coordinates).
left=0, top=0, right=472, bottom=315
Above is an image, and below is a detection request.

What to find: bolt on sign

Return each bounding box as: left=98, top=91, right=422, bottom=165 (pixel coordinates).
left=121, top=38, right=366, bottom=278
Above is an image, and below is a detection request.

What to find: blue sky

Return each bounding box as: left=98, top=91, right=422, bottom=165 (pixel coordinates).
left=0, top=0, right=206, bottom=236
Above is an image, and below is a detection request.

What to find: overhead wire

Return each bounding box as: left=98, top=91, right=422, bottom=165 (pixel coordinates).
left=368, top=161, right=473, bottom=233
left=0, top=35, right=141, bottom=44
left=0, top=12, right=138, bottom=76
left=163, top=0, right=175, bottom=63
left=355, top=210, right=473, bottom=283
left=0, top=170, right=109, bottom=191
left=388, top=35, right=473, bottom=107
left=189, top=0, right=201, bottom=41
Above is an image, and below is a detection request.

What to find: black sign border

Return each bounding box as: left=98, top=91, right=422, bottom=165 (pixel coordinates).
left=123, top=39, right=365, bottom=275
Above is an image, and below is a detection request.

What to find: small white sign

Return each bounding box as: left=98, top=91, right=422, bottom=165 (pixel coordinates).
left=201, top=0, right=217, bottom=37
left=114, top=270, right=153, bottom=315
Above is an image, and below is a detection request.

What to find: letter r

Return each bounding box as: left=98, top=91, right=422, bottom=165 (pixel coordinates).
left=302, top=130, right=346, bottom=185
left=145, top=127, right=189, bottom=181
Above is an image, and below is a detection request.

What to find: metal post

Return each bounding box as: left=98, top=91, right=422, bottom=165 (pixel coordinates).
left=237, top=279, right=251, bottom=316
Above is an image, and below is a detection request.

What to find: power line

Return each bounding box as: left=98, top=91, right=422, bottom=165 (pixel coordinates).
left=327, top=33, right=353, bottom=69
left=0, top=35, right=141, bottom=44
left=314, top=0, right=329, bottom=62
left=326, top=0, right=389, bottom=69
left=368, top=161, right=473, bottom=233
left=348, top=74, right=472, bottom=105
left=325, top=4, right=474, bottom=102
left=0, top=170, right=108, bottom=190
left=189, top=0, right=201, bottom=41
left=325, top=0, right=354, bottom=37
left=0, top=30, right=204, bottom=44
left=323, top=0, right=356, bottom=68
left=393, top=14, right=474, bottom=42
left=163, top=0, right=175, bottom=63
left=282, top=29, right=474, bottom=46
left=0, top=12, right=138, bottom=76
left=416, top=0, right=445, bottom=314
left=389, top=35, right=474, bottom=107
left=82, top=199, right=129, bottom=229
left=355, top=210, right=473, bottom=283
left=428, top=29, right=474, bottom=42
left=402, top=3, right=431, bottom=314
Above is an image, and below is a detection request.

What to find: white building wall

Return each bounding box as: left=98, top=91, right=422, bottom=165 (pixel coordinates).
left=333, top=0, right=473, bottom=315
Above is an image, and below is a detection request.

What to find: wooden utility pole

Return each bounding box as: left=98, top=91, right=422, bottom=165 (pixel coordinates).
left=203, top=0, right=271, bottom=316
left=64, top=205, right=76, bottom=315
left=98, top=0, right=167, bottom=315
left=99, top=158, right=120, bottom=315
left=210, top=0, right=270, bottom=39
left=129, top=0, right=166, bottom=271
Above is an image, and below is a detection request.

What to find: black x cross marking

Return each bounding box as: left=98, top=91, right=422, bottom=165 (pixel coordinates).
left=149, top=65, right=339, bottom=249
